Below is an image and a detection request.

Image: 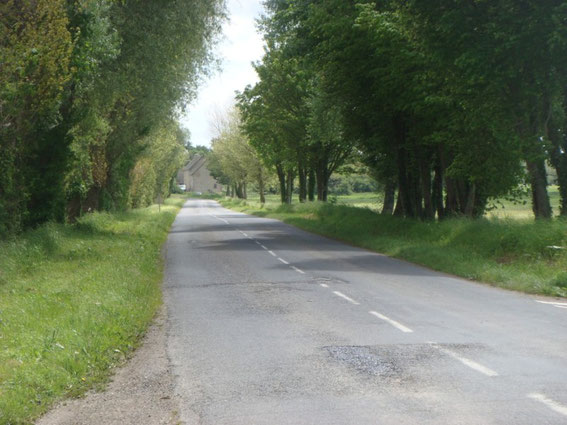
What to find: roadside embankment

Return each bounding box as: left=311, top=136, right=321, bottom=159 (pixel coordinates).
left=220, top=198, right=567, bottom=297
left=0, top=196, right=186, bottom=424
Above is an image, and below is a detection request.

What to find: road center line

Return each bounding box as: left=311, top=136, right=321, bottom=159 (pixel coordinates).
left=320, top=283, right=329, bottom=288
left=429, top=343, right=498, bottom=377
left=528, top=393, right=567, bottom=417
left=209, top=214, right=229, bottom=224
left=291, top=266, right=305, bottom=274
left=278, top=257, right=289, bottom=265
left=268, top=250, right=277, bottom=257
left=333, top=291, right=360, bottom=305
left=369, top=311, right=413, bottom=333
left=535, top=300, right=567, bottom=306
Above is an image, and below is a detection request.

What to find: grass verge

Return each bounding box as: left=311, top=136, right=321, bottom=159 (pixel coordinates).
left=0, top=195, right=186, bottom=425
left=220, top=198, right=567, bottom=297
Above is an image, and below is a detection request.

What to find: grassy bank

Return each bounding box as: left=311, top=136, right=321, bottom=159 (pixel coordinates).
left=220, top=198, right=567, bottom=297
left=0, top=195, right=186, bottom=424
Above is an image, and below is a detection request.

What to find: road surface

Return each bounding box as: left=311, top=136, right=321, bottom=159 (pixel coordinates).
left=163, top=199, right=567, bottom=425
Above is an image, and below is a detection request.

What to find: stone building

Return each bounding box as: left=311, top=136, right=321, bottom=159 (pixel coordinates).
left=176, top=155, right=223, bottom=194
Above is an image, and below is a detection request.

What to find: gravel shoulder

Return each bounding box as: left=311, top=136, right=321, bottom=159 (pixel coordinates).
left=36, top=308, right=180, bottom=425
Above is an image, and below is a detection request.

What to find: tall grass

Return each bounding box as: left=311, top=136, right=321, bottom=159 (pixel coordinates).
left=0, top=196, right=186, bottom=425
left=221, top=198, right=567, bottom=297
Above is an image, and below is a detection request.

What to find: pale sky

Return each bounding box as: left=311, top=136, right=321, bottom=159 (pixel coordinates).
left=180, top=0, right=265, bottom=147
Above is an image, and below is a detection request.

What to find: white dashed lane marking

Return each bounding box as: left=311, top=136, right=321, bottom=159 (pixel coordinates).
left=278, top=257, right=289, bottom=265
left=209, top=214, right=229, bottom=224
left=528, top=393, right=567, bottom=417
left=429, top=342, right=498, bottom=377
left=320, top=283, right=329, bottom=288
left=369, top=311, right=413, bottom=333
left=535, top=300, right=567, bottom=310
left=291, top=266, right=305, bottom=274
left=332, top=291, right=360, bottom=305
left=268, top=250, right=277, bottom=257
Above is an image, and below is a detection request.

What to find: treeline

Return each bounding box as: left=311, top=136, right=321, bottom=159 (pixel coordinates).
left=0, top=0, right=225, bottom=237
left=236, top=0, right=567, bottom=219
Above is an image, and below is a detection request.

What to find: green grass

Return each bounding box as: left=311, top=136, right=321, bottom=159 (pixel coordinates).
left=220, top=197, right=567, bottom=298
left=0, top=195, right=186, bottom=425
left=484, top=185, right=562, bottom=219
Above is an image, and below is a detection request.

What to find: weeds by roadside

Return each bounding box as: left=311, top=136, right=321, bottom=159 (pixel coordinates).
left=0, top=195, right=186, bottom=425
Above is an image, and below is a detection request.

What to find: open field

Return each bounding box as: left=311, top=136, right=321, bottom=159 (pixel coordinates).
left=0, top=195, right=186, bottom=425
left=219, top=194, right=567, bottom=298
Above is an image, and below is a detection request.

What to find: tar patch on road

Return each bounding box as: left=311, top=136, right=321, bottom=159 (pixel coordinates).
left=324, top=345, right=401, bottom=377
left=324, top=343, right=488, bottom=382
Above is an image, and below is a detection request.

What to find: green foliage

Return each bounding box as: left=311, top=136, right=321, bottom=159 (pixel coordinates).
left=0, top=196, right=186, bottom=424
left=128, top=121, right=189, bottom=208
left=250, top=0, right=567, bottom=220
left=0, top=0, right=74, bottom=234
left=0, top=0, right=225, bottom=236
left=328, top=174, right=378, bottom=196
left=209, top=107, right=268, bottom=199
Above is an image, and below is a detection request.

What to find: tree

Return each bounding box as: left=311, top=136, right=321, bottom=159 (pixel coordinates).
left=0, top=0, right=226, bottom=235
left=238, top=1, right=354, bottom=204
left=401, top=0, right=567, bottom=218
left=0, top=0, right=73, bottom=234
left=209, top=107, right=268, bottom=201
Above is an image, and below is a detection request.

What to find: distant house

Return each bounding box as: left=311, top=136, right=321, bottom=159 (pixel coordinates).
left=176, top=155, right=223, bottom=194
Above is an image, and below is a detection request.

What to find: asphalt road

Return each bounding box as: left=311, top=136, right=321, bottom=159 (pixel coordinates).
left=163, top=199, right=567, bottom=425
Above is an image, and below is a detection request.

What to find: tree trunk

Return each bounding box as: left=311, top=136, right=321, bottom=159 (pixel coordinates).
left=381, top=179, right=396, bottom=215
left=432, top=158, right=445, bottom=219
left=526, top=158, right=552, bottom=219
left=393, top=186, right=404, bottom=216
left=258, top=174, right=266, bottom=204
left=419, top=157, right=434, bottom=220
left=464, top=183, right=476, bottom=218
left=555, top=157, right=567, bottom=216
left=66, top=195, right=81, bottom=223
left=298, top=165, right=307, bottom=203
left=276, top=164, right=286, bottom=204
left=316, top=167, right=329, bottom=201
left=308, top=169, right=315, bottom=201
left=235, top=183, right=244, bottom=199
left=393, top=114, right=417, bottom=218
left=549, top=135, right=567, bottom=216
left=315, top=150, right=332, bottom=202
left=285, top=170, right=294, bottom=204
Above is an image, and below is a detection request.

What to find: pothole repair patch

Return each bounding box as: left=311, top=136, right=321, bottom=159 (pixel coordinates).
left=324, top=345, right=401, bottom=377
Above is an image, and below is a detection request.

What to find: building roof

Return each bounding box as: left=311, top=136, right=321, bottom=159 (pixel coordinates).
left=182, top=154, right=207, bottom=175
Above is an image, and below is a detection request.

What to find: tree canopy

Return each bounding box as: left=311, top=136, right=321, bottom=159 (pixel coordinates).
left=231, top=0, right=567, bottom=219
left=0, top=0, right=225, bottom=236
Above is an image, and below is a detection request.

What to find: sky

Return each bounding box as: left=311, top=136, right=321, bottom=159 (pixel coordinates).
left=180, top=0, right=265, bottom=147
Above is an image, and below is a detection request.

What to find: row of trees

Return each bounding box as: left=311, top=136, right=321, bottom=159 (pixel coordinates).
left=234, top=0, right=567, bottom=219
left=0, top=0, right=225, bottom=237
